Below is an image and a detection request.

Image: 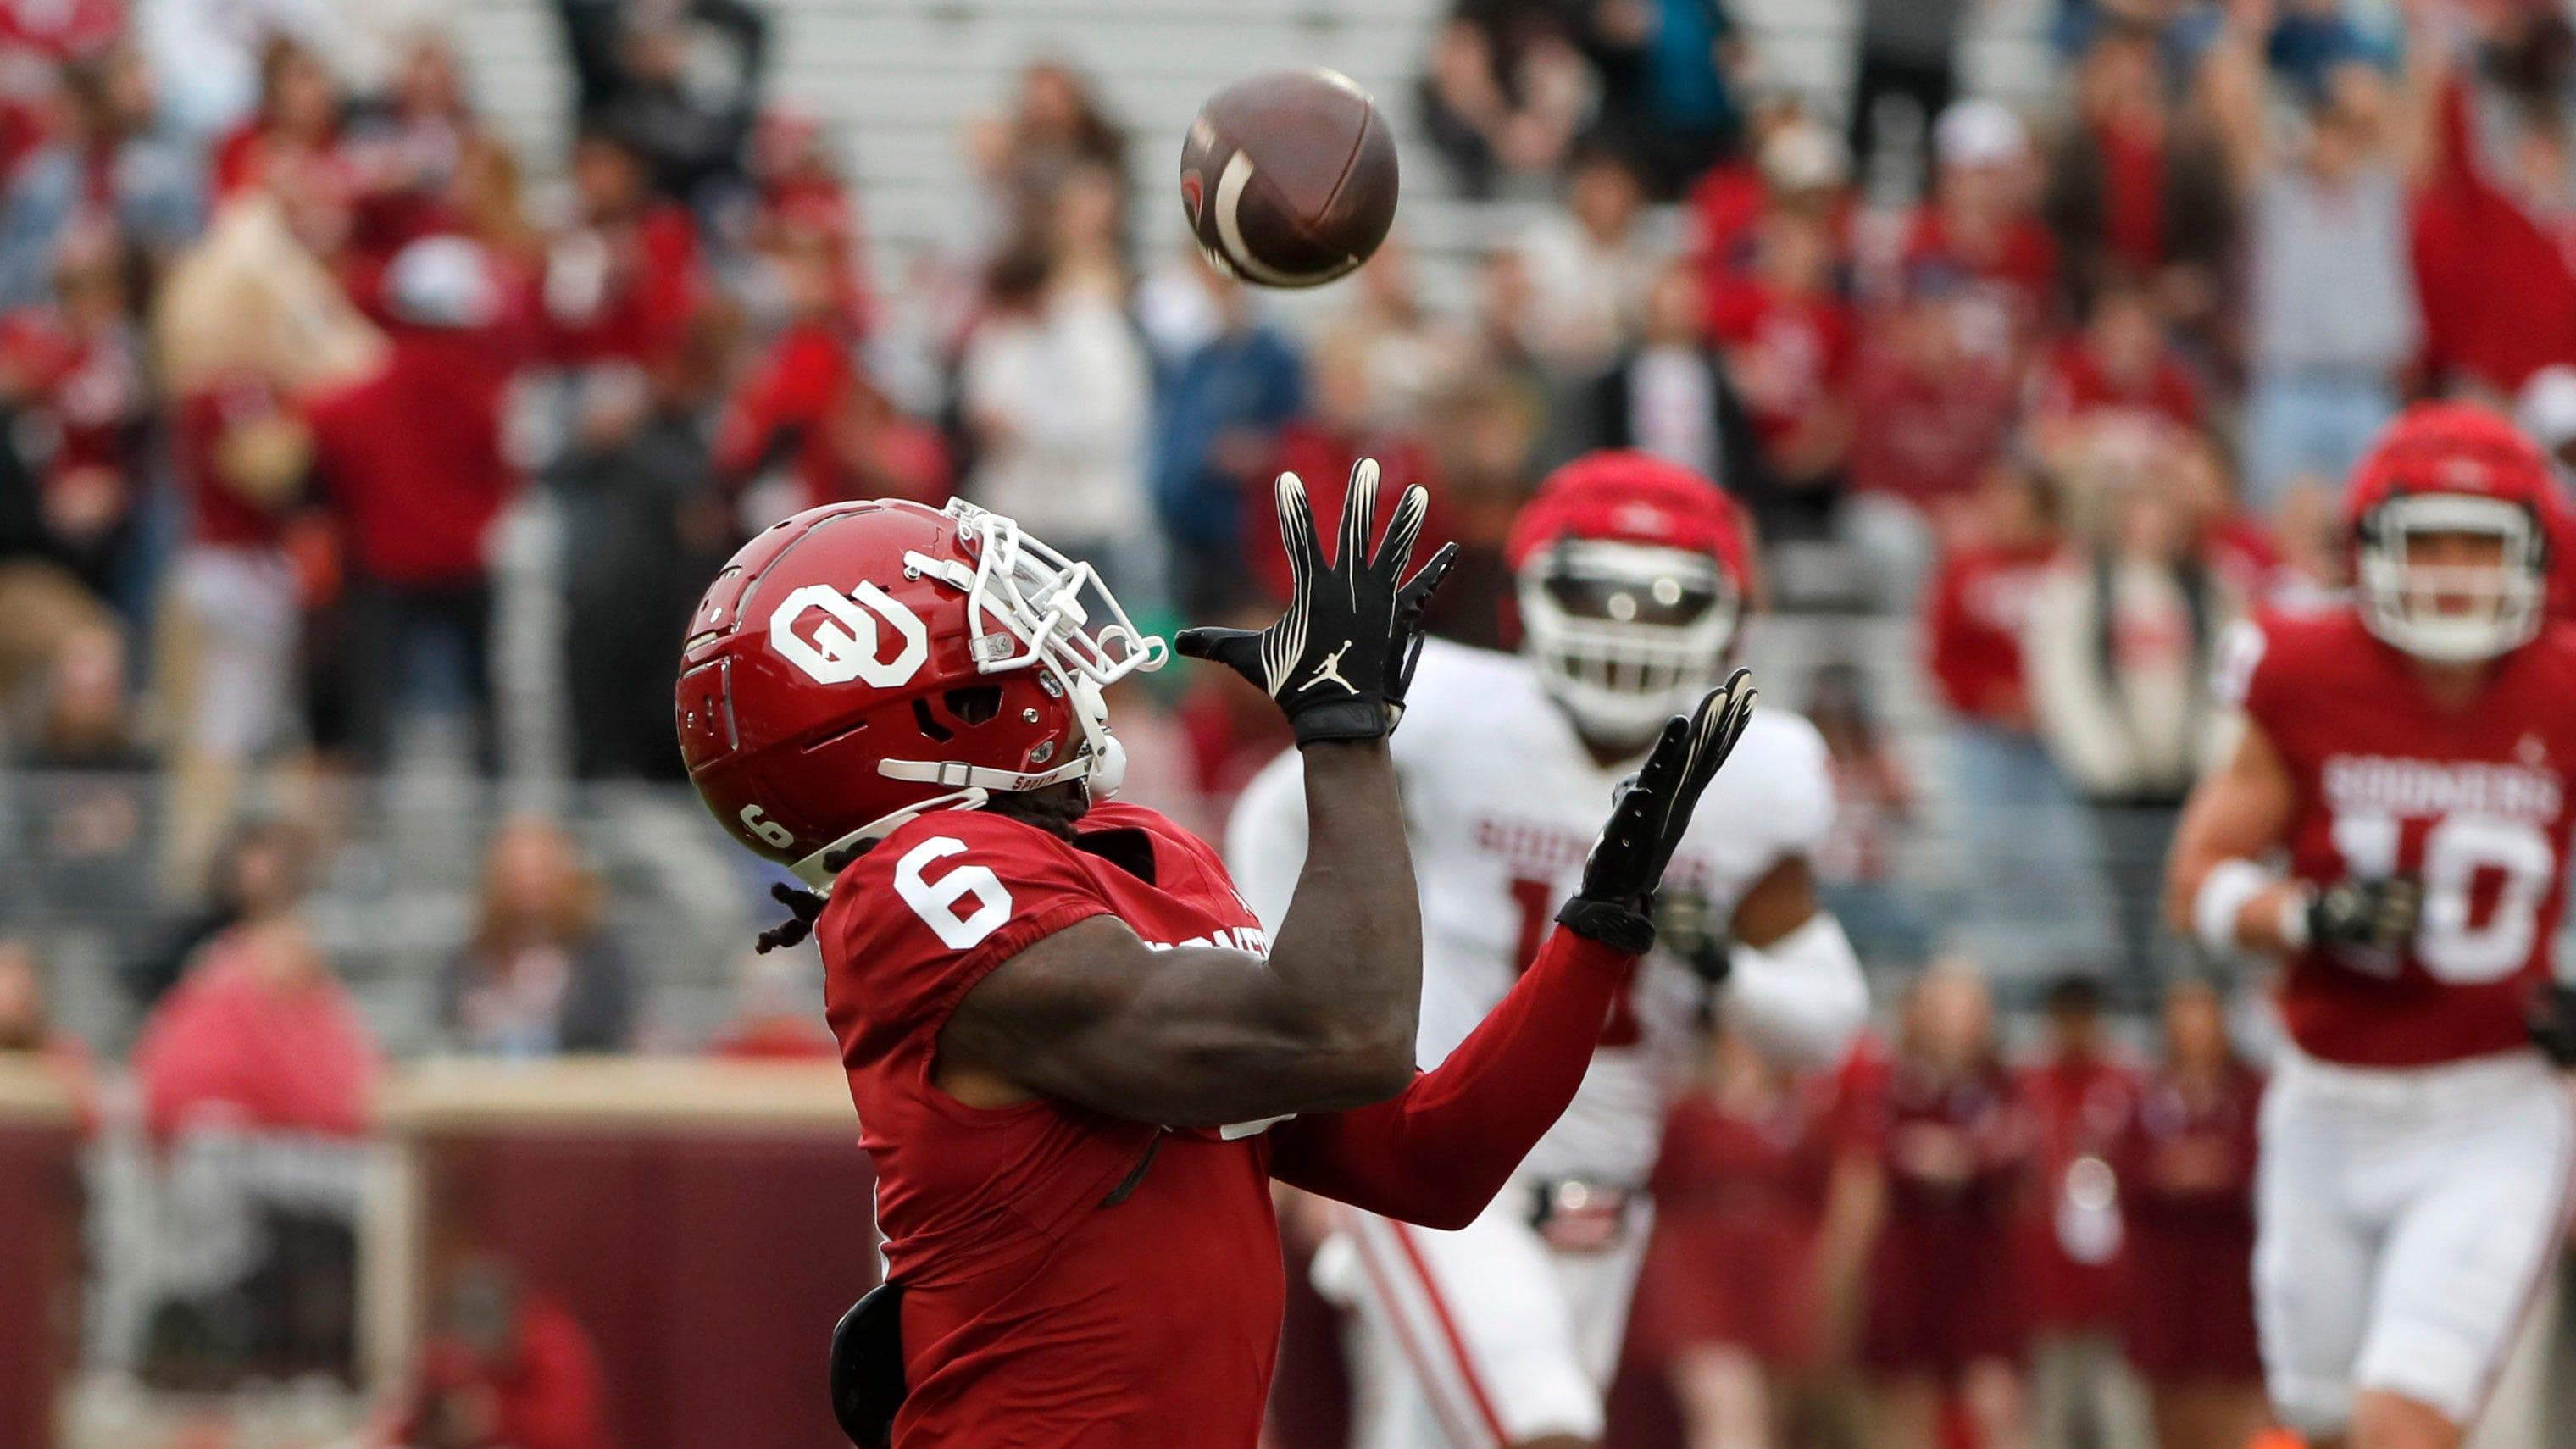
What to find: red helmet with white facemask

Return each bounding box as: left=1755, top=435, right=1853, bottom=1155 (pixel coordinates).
left=2345, top=403, right=2568, bottom=663
left=1504, top=451, right=1756, bottom=748
left=675, top=498, right=1166, bottom=886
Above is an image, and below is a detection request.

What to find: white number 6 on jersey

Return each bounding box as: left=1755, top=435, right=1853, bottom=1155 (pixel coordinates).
left=895, top=836, right=1014, bottom=949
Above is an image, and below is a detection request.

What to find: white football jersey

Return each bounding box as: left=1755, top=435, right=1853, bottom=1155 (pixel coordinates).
left=1226, top=638, right=1835, bottom=1185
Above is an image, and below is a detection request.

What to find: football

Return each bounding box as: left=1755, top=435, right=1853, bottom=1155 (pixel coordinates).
left=1178, top=68, right=1399, bottom=289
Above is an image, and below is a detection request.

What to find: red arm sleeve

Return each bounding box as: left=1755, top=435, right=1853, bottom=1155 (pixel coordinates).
left=1265, top=926, right=1636, bottom=1230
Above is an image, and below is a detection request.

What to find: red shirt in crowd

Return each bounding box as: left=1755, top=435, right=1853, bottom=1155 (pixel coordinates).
left=2034, top=337, right=2200, bottom=432
left=1925, top=540, right=2057, bottom=725
left=542, top=204, right=703, bottom=369
left=131, top=930, right=380, bottom=1142
left=174, top=379, right=297, bottom=548
left=1897, top=208, right=2060, bottom=358
left=1707, top=276, right=1857, bottom=456
left=2412, top=77, right=2576, bottom=394
left=2093, top=122, right=2168, bottom=279
left=1847, top=346, right=2021, bottom=509
left=393, top=1291, right=613, bottom=1449
left=2113, top=1061, right=2264, bottom=1383
left=713, top=318, right=947, bottom=512
left=1845, top=1046, right=2034, bottom=1374
left=306, top=326, right=519, bottom=585
left=2014, top=1049, right=2142, bottom=1332
left=1628, top=1065, right=1839, bottom=1370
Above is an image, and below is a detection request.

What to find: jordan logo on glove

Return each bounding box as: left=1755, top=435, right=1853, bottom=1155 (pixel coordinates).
left=1303, top=641, right=1357, bottom=695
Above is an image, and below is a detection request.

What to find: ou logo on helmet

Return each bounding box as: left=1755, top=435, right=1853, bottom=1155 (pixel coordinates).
left=769, top=582, right=929, bottom=686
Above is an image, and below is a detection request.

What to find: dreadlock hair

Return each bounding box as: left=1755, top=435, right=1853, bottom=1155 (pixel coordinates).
left=753, top=839, right=876, bottom=953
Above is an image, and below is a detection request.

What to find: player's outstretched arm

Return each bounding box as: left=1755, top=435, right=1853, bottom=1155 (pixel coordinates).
left=2168, top=721, right=2420, bottom=957
left=1271, top=675, right=1760, bottom=1228
left=941, top=461, right=1457, bottom=1127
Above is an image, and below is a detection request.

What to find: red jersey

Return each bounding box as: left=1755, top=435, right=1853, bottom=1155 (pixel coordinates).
left=2412, top=79, right=2576, bottom=394
left=2013, top=1052, right=2140, bottom=1330
left=820, top=802, right=1283, bottom=1447
left=1924, top=541, right=2057, bottom=724
left=2113, top=1063, right=2263, bottom=1381
left=2226, top=609, right=2576, bottom=1066
left=1707, top=277, right=1857, bottom=452
left=2033, top=340, right=2200, bottom=432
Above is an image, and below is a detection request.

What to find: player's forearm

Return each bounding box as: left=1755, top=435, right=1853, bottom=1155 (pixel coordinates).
left=1268, top=926, right=1635, bottom=1229
left=1721, top=914, right=1868, bottom=1069
left=1266, top=740, right=1424, bottom=1060
left=2178, top=856, right=2309, bottom=954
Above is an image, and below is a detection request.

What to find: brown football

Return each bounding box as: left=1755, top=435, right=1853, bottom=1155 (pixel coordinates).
left=1179, top=69, right=1399, bottom=289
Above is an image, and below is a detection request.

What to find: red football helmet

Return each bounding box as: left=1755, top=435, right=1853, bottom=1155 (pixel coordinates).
left=1503, top=450, right=1757, bottom=747
left=676, top=498, right=1167, bottom=885
left=2346, top=402, right=2567, bottom=663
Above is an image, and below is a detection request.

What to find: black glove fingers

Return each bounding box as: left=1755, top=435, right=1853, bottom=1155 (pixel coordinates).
left=1370, top=481, right=1430, bottom=577
left=1337, top=458, right=1381, bottom=577
left=1395, top=539, right=1458, bottom=614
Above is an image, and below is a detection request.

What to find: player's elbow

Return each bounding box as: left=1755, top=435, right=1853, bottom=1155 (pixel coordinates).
left=1299, top=1026, right=1418, bottom=1108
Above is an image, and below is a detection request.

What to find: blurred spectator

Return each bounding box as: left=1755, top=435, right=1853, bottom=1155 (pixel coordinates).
left=708, top=948, right=835, bottom=1058
left=1844, top=285, right=2024, bottom=602
left=1842, top=960, right=2032, bottom=1449
left=1628, top=1029, right=1835, bottom=1449
left=2016, top=974, right=2152, bottom=1449
left=2407, top=2, right=2576, bottom=397
left=387, top=1256, right=613, bottom=1449
left=1418, top=0, right=1591, bottom=197
left=542, top=125, right=703, bottom=368
left=210, top=36, right=342, bottom=206
left=2039, top=22, right=2234, bottom=328
left=555, top=0, right=767, bottom=208
left=2023, top=439, right=2235, bottom=991
left=133, top=913, right=380, bottom=1141
left=958, top=235, right=1152, bottom=598
left=2032, top=281, right=2203, bottom=459
left=1806, top=661, right=1924, bottom=963
left=125, top=816, right=314, bottom=1008
left=964, top=60, right=1127, bottom=254
left=714, top=208, right=934, bottom=517
left=158, top=367, right=312, bottom=876
left=441, top=818, right=636, bottom=1058
left=0, top=225, right=156, bottom=617
left=1257, top=330, right=1446, bottom=606
left=1148, top=257, right=1304, bottom=616
left=749, top=108, right=870, bottom=334
left=307, top=235, right=523, bottom=773
left=0, top=938, right=94, bottom=1125
left=556, top=346, right=735, bottom=782
left=2204, top=4, right=2416, bottom=515
left=1579, top=0, right=1746, bottom=197
left=2172, top=428, right=2298, bottom=605
left=21, top=618, right=143, bottom=769
left=1517, top=143, right=1667, bottom=376
left=1691, top=103, right=1851, bottom=291
left=1849, top=0, right=1973, bottom=186
left=1711, top=199, right=1857, bottom=499
left=2116, top=980, right=2268, bottom=1449
left=1316, top=238, right=1463, bottom=434
left=1897, top=100, right=2058, bottom=365
left=1578, top=259, right=1772, bottom=520
left=344, top=34, right=489, bottom=256
left=0, top=43, right=199, bottom=309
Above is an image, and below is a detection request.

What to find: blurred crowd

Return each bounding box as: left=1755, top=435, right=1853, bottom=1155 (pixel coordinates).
left=1, top=0, right=2574, bottom=1442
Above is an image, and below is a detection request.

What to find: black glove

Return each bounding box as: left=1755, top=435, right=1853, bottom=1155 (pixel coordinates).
left=1177, top=458, right=1458, bottom=745
left=2529, top=983, right=2576, bottom=1067
left=1557, top=669, right=1759, bottom=955
left=2307, top=876, right=2423, bottom=952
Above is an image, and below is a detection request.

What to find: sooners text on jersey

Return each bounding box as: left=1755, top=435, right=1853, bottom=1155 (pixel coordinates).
left=2225, top=608, right=2576, bottom=1067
